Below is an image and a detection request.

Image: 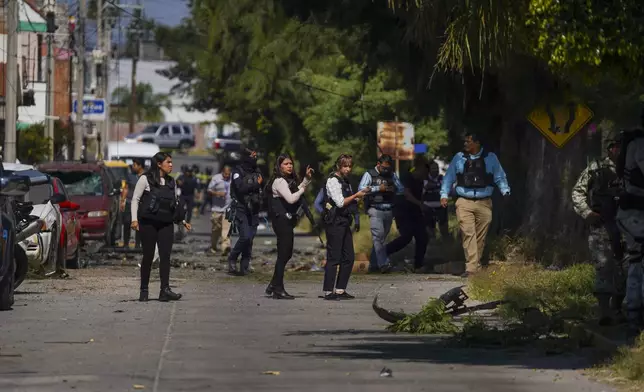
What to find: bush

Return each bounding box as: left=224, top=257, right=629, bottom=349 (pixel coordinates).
left=387, top=299, right=460, bottom=334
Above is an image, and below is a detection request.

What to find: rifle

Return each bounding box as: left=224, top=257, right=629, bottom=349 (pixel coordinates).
left=600, top=189, right=624, bottom=261
left=299, top=198, right=325, bottom=247
left=226, top=200, right=238, bottom=238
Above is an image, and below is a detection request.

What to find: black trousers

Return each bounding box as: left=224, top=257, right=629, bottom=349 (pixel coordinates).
left=228, top=209, right=259, bottom=272
left=139, top=219, right=174, bottom=291
left=425, top=207, right=450, bottom=239
left=180, top=196, right=195, bottom=223
left=270, top=215, right=295, bottom=289
left=121, top=204, right=141, bottom=247
left=387, top=211, right=429, bottom=269
left=323, top=223, right=354, bottom=292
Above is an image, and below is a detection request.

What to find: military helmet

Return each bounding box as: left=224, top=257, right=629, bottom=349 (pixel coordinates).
left=192, top=164, right=200, bottom=174
left=602, top=129, right=620, bottom=148
left=181, top=164, right=189, bottom=172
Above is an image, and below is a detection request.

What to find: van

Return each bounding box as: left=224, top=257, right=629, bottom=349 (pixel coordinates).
left=105, top=142, right=160, bottom=168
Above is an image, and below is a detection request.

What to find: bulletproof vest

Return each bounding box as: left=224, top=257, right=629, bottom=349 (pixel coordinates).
left=269, top=178, right=301, bottom=218
left=423, top=175, right=442, bottom=202
left=617, top=129, right=644, bottom=189
left=323, top=174, right=356, bottom=225
left=178, top=175, right=198, bottom=197
left=456, top=151, right=493, bottom=188
left=588, top=163, right=619, bottom=213
left=365, top=168, right=395, bottom=208
left=231, top=166, right=262, bottom=213
left=138, top=174, right=176, bottom=223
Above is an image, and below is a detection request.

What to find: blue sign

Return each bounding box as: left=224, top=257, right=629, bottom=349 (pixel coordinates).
left=73, top=98, right=105, bottom=115
left=414, top=143, right=428, bottom=154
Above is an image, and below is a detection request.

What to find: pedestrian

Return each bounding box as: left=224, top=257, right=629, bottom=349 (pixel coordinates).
left=440, top=132, right=511, bottom=277
left=385, top=156, right=432, bottom=273
left=423, top=160, right=450, bottom=241
left=572, top=130, right=625, bottom=326
left=208, top=165, right=233, bottom=255
left=615, top=122, right=644, bottom=333
left=176, top=165, right=199, bottom=225
left=265, top=154, right=314, bottom=299
left=122, top=158, right=145, bottom=248
left=200, top=167, right=215, bottom=215
left=227, top=150, right=263, bottom=275
left=131, top=152, right=191, bottom=302
left=358, top=154, right=404, bottom=273
left=321, top=153, right=370, bottom=300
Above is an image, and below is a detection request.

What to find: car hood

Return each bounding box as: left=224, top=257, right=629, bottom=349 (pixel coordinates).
left=69, top=195, right=107, bottom=213
left=124, top=132, right=141, bottom=139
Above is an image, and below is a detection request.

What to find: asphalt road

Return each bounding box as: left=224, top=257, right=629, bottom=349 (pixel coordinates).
left=0, top=213, right=615, bottom=392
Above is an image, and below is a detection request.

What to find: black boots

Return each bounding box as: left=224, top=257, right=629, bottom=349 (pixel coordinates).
left=139, top=289, right=149, bottom=302
left=159, top=287, right=182, bottom=302
left=265, top=284, right=295, bottom=299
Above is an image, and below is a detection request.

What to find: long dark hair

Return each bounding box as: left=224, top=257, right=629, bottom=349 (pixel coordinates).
left=146, top=151, right=172, bottom=186
left=267, top=153, right=298, bottom=191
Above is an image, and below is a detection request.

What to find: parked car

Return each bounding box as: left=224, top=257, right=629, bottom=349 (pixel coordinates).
left=205, top=123, right=243, bottom=166
left=105, top=141, right=159, bottom=168
left=0, top=165, right=33, bottom=310
left=123, top=123, right=195, bottom=152
left=38, top=162, right=121, bottom=246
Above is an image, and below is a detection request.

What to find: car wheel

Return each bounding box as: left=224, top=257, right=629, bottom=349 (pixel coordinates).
left=13, top=246, right=28, bottom=289
left=0, top=260, right=15, bottom=311
left=179, top=141, right=191, bottom=154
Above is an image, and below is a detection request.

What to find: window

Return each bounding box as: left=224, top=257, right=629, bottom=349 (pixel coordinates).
left=45, top=171, right=104, bottom=196
left=158, top=126, right=169, bottom=135
left=25, top=184, right=53, bottom=205
left=141, top=125, right=158, bottom=134
left=171, top=125, right=182, bottom=135
left=182, top=125, right=193, bottom=135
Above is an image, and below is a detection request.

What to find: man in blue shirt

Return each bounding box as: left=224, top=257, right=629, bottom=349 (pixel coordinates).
left=358, top=155, right=405, bottom=272
left=440, top=133, right=511, bottom=277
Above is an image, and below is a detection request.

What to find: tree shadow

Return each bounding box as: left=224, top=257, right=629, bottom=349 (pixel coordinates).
left=278, top=328, right=612, bottom=371
left=14, top=290, right=46, bottom=295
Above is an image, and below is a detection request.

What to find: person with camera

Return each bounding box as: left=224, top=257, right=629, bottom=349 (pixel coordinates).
left=227, top=150, right=263, bottom=275
left=264, top=154, right=314, bottom=299
left=131, top=152, right=191, bottom=302
left=321, top=154, right=370, bottom=300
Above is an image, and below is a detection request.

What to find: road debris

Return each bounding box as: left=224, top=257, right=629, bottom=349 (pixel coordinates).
left=380, top=367, right=393, bottom=377
left=262, top=371, right=281, bottom=376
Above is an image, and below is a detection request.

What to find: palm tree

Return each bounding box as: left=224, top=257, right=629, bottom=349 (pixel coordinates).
left=111, top=82, right=172, bottom=123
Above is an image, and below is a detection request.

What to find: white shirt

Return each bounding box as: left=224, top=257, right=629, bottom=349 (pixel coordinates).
left=325, top=176, right=347, bottom=208
left=272, top=177, right=311, bottom=203
left=131, top=175, right=167, bottom=222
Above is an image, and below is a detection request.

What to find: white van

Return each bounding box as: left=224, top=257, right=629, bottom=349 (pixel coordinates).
left=105, top=141, right=160, bottom=168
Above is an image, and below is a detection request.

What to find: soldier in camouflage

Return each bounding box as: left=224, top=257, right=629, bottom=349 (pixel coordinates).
left=572, top=130, right=625, bottom=326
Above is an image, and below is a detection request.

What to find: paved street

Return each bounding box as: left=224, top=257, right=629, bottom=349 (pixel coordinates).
left=0, top=214, right=614, bottom=392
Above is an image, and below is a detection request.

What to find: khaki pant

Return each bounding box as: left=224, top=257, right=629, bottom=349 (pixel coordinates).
left=211, top=211, right=231, bottom=252
left=455, top=198, right=493, bottom=272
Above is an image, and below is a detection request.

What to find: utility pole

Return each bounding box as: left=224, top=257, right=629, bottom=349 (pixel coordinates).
left=45, top=6, right=57, bottom=160
left=4, top=0, right=19, bottom=163
left=104, top=18, right=112, bottom=149
left=95, top=0, right=104, bottom=158
left=74, top=0, right=87, bottom=160
left=128, top=1, right=142, bottom=135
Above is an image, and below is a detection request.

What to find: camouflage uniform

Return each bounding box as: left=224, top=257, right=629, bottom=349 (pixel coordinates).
left=572, top=154, right=625, bottom=324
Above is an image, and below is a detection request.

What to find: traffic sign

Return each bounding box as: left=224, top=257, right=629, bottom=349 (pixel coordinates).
left=72, top=98, right=106, bottom=121
left=527, top=103, right=593, bottom=148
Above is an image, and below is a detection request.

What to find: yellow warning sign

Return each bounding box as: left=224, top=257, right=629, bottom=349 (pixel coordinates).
left=527, top=103, right=594, bottom=148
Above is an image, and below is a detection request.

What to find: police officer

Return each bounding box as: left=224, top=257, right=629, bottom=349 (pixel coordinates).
left=321, top=154, right=370, bottom=300
left=572, top=130, right=625, bottom=326
left=358, top=154, right=404, bottom=273
left=616, top=122, right=644, bottom=332
left=227, top=150, right=263, bottom=275
left=176, top=165, right=199, bottom=225
left=424, top=160, right=450, bottom=241
left=131, top=152, right=191, bottom=302
left=122, top=158, right=146, bottom=248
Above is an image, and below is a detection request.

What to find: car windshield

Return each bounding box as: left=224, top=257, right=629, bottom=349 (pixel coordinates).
left=25, top=184, right=53, bottom=204
left=141, top=126, right=157, bottom=134
left=46, top=171, right=104, bottom=196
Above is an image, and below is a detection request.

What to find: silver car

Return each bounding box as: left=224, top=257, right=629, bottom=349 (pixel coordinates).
left=124, top=123, right=195, bottom=152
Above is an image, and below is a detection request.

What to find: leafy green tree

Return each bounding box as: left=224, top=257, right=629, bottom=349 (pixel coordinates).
left=111, top=83, right=171, bottom=123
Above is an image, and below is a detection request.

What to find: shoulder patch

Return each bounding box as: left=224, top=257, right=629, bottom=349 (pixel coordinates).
left=233, top=173, right=240, bottom=180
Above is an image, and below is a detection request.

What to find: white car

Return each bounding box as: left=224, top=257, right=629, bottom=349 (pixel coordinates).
left=5, top=163, right=62, bottom=276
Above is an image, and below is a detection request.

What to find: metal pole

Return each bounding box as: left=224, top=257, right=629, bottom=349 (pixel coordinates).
left=4, top=0, right=19, bottom=163
left=74, top=0, right=87, bottom=160
left=104, top=22, right=112, bottom=150
left=96, top=0, right=103, bottom=159
left=47, top=32, right=55, bottom=159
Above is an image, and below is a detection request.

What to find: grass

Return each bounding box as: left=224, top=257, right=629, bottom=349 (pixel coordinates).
left=600, top=335, right=644, bottom=389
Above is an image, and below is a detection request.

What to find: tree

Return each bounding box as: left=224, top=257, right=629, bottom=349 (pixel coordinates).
left=111, top=83, right=171, bottom=123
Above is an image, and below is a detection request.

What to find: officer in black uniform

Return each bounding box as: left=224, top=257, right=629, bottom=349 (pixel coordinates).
left=423, top=160, right=450, bottom=240
left=176, top=165, right=199, bottom=224
left=227, top=150, right=263, bottom=275
left=321, top=154, right=370, bottom=300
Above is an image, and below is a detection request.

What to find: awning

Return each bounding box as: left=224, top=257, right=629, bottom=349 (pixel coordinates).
left=17, top=122, right=33, bottom=130
left=18, top=1, right=47, bottom=33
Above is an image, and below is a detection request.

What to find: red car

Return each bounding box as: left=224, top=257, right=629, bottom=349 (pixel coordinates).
left=52, top=177, right=83, bottom=268
left=38, top=162, right=121, bottom=246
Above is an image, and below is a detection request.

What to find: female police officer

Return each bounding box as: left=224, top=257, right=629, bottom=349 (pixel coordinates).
left=131, top=152, right=191, bottom=302
left=321, top=154, right=370, bottom=300
left=264, top=153, right=314, bottom=299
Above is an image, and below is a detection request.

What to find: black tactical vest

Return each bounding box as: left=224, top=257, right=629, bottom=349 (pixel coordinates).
left=323, top=174, right=356, bottom=225
left=456, top=151, right=494, bottom=189
left=365, top=168, right=395, bottom=209
left=269, top=178, right=301, bottom=219
left=138, top=174, right=176, bottom=223
left=231, top=166, right=262, bottom=214
left=588, top=164, right=620, bottom=213
left=423, top=175, right=442, bottom=202
left=178, top=175, right=199, bottom=197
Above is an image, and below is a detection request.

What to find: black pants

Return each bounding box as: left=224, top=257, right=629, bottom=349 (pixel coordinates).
left=270, top=215, right=295, bottom=289
left=228, top=210, right=259, bottom=272
left=425, top=207, right=450, bottom=239
left=387, top=212, right=429, bottom=269
left=180, top=196, right=195, bottom=223
left=121, top=204, right=141, bottom=247
left=323, top=223, right=354, bottom=292
left=139, top=219, right=174, bottom=291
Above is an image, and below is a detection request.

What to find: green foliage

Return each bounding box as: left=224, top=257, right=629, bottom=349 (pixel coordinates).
left=111, top=83, right=171, bottom=123
left=17, top=124, right=50, bottom=164
left=387, top=299, right=460, bottom=334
